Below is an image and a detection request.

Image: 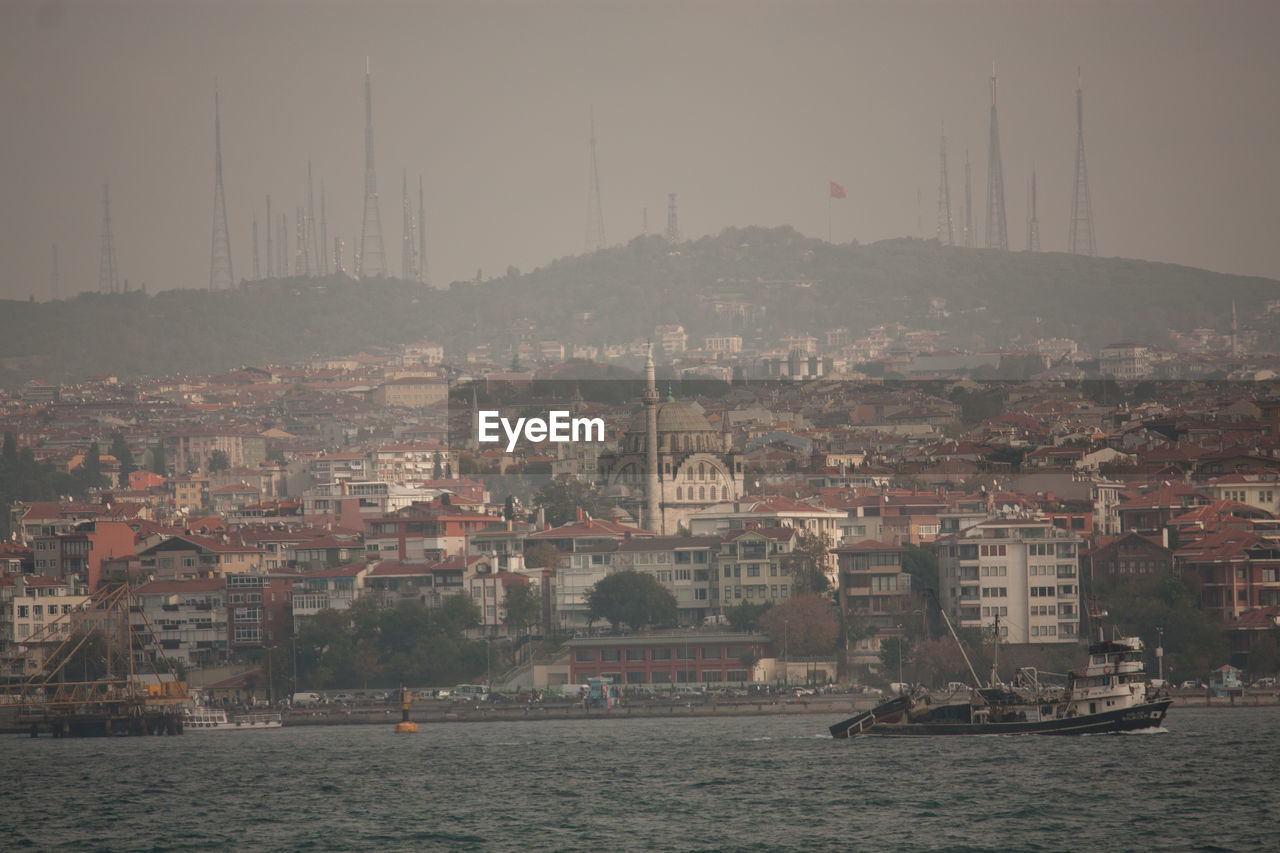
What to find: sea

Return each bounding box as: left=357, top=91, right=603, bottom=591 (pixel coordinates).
left=1, top=706, right=1276, bottom=852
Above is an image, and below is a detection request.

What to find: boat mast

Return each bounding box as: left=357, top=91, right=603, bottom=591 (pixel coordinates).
left=990, top=611, right=1001, bottom=688
left=933, top=592, right=984, bottom=689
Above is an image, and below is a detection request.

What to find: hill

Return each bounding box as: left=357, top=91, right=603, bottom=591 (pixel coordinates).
left=2, top=227, right=1275, bottom=387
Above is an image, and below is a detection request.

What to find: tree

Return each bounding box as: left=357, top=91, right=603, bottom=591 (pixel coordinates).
left=532, top=474, right=612, bottom=527
left=432, top=452, right=443, bottom=480
left=760, top=594, right=839, bottom=659
left=502, top=584, right=541, bottom=638
left=899, top=544, right=939, bottom=603
left=586, top=571, right=677, bottom=631
left=738, top=649, right=761, bottom=682
left=784, top=530, right=832, bottom=596
left=75, top=443, right=106, bottom=492
left=503, top=495, right=517, bottom=521
left=439, top=593, right=482, bottom=635
left=109, top=432, right=136, bottom=486
left=523, top=542, right=563, bottom=570
left=725, top=600, right=772, bottom=632
left=208, top=450, right=230, bottom=473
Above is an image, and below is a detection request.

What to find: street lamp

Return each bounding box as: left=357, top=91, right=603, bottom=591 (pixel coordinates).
left=783, top=619, right=789, bottom=686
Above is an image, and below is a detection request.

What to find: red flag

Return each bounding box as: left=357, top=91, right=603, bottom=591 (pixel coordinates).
left=829, top=180, right=846, bottom=199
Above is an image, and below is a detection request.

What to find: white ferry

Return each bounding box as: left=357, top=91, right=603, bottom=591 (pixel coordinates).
left=184, top=704, right=283, bottom=732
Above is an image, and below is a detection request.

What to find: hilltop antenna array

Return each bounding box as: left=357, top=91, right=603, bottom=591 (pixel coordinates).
left=585, top=108, right=606, bottom=252
left=306, top=161, right=320, bottom=275
left=963, top=151, right=975, bottom=249
left=1027, top=170, right=1040, bottom=251
left=665, top=193, right=680, bottom=243
left=251, top=216, right=260, bottom=280
left=98, top=183, right=119, bottom=294
left=1068, top=67, right=1096, bottom=256
left=937, top=122, right=953, bottom=246
left=401, top=169, right=417, bottom=280
left=319, top=183, right=329, bottom=276
left=417, top=175, right=430, bottom=286
left=265, top=195, right=273, bottom=277
left=209, top=86, right=234, bottom=289
left=985, top=63, right=1008, bottom=250
left=295, top=207, right=308, bottom=275
left=356, top=59, right=386, bottom=278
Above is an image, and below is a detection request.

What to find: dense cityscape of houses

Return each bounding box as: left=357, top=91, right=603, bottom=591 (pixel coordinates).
left=3, top=327, right=1280, bottom=690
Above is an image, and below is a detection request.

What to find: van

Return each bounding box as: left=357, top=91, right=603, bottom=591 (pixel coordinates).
left=291, top=692, right=322, bottom=706
left=452, top=684, right=490, bottom=701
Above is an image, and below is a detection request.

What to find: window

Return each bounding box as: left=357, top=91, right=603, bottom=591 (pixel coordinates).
left=600, top=648, right=621, bottom=662
left=575, top=648, right=595, bottom=663
left=651, top=648, right=672, bottom=661
left=701, top=647, right=722, bottom=660
left=625, top=648, right=646, bottom=662
left=676, top=646, right=695, bottom=660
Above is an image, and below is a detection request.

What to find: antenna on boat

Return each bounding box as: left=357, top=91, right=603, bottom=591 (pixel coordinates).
left=930, top=590, right=983, bottom=689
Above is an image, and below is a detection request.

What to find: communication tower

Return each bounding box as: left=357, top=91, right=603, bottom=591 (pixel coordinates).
left=401, top=169, right=417, bottom=280
left=50, top=244, right=59, bottom=301
left=98, top=183, right=119, bottom=294
left=319, top=184, right=329, bottom=276
left=665, top=193, right=680, bottom=243
left=937, top=122, right=953, bottom=246
left=295, top=207, right=309, bottom=276
left=585, top=108, right=606, bottom=252
left=985, top=63, right=1008, bottom=250
left=209, top=87, right=234, bottom=289
left=1026, top=170, right=1041, bottom=252
left=251, top=216, right=260, bottom=280
left=418, top=175, right=430, bottom=286
left=265, top=194, right=274, bottom=278
left=306, top=161, right=320, bottom=275
left=1068, top=67, right=1096, bottom=256
left=356, top=59, right=386, bottom=278
left=963, top=151, right=975, bottom=249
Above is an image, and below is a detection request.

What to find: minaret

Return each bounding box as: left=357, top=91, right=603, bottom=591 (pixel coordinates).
left=643, top=344, right=662, bottom=534
left=209, top=86, right=234, bottom=289
left=356, top=58, right=387, bottom=278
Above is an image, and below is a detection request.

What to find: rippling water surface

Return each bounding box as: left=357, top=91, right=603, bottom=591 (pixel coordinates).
left=2, top=707, right=1276, bottom=851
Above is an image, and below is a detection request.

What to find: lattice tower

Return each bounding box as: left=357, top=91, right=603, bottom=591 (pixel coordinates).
left=665, top=193, right=680, bottom=243
left=1068, top=67, right=1096, bottom=256
left=985, top=64, right=1008, bottom=250
left=937, top=122, right=953, bottom=246
left=585, top=109, right=606, bottom=252
left=98, top=183, right=119, bottom=294
left=209, top=88, right=234, bottom=289
left=356, top=60, right=386, bottom=278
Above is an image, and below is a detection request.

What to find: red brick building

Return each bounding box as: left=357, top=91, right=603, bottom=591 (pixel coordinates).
left=566, top=632, right=771, bottom=686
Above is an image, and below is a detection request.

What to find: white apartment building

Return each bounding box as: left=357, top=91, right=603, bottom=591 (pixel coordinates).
left=935, top=519, right=1082, bottom=645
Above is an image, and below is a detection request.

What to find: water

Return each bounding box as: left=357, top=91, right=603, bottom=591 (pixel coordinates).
left=2, top=707, right=1277, bottom=851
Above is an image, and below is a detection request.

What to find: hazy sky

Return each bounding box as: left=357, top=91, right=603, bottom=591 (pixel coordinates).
left=2, top=0, right=1278, bottom=302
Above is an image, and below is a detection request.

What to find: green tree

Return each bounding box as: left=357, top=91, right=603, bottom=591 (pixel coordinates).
left=503, top=495, right=517, bottom=521
left=438, top=593, right=482, bottom=635
left=523, top=542, right=563, bottom=570
left=586, top=571, right=678, bottom=631
left=900, top=544, right=939, bottom=604
left=150, top=441, right=167, bottom=476
left=208, top=449, right=230, bottom=473
left=725, top=600, right=772, bottom=632
left=502, top=584, right=541, bottom=637
left=532, top=473, right=612, bottom=527
left=878, top=636, right=910, bottom=682
left=75, top=443, right=106, bottom=492
left=784, top=530, right=832, bottom=596
left=109, top=432, right=136, bottom=486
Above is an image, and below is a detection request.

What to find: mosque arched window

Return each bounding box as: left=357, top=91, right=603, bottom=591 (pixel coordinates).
left=699, top=487, right=706, bottom=500
left=676, top=487, right=682, bottom=501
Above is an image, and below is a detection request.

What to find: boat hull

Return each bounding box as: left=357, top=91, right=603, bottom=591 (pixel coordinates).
left=830, top=698, right=1172, bottom=738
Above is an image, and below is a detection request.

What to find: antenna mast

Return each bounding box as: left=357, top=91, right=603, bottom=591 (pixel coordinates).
left=985, top=62, right=1008, bottom=250
left=665, top=193, right=680, bottom=243
left=963, top=151, right=975, bottom=248
left=418, top=175, right=430, bottom=286
left=319, top=183, right=329, bottom=275
left=265, top=195, right=273, bottom=277
left=585, top=108, right=606, bottom=252
left=50, top=244, right=59, bottom=300
left=401, top=169, right=416, bottom=280
left=356, top=59, right=386, bottom=278
left=209, top=86, right=234, bottom=289
left=1027, top=169, right=1040, bottom=251
left=251, top=215, right=260, bottom=279
left=98, top=183, right=119, bottom=294
left=937, top=122, right=953, bottom=245
left=1068, top=67, right=1097, bottom=256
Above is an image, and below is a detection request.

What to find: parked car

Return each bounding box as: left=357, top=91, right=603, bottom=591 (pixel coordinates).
left=370, top=691, right=392, bottom=702
left=331, top=692, right=356, bottom=704
left=1252, top=677, right=1277, bottom=689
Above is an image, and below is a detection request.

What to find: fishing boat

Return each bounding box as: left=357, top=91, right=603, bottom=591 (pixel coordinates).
left=830, top=610, right=1171, bottom=738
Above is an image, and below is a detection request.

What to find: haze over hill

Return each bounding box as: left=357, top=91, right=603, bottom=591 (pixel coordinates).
left=1, top=228, right=1274, bottom=388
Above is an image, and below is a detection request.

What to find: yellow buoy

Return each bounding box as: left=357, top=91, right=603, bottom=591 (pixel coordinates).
left=394, top=683, right=417, bottom=733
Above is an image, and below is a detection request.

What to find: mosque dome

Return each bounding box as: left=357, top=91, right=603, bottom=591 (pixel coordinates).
left=624, top=401, right=722, bottom=454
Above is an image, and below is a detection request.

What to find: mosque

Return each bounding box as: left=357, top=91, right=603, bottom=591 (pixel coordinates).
left=598, top=349, right=744, bottom=534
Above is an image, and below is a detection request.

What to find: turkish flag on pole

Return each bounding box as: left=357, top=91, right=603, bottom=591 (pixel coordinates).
left=829, top=180, right=846, bottom=199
